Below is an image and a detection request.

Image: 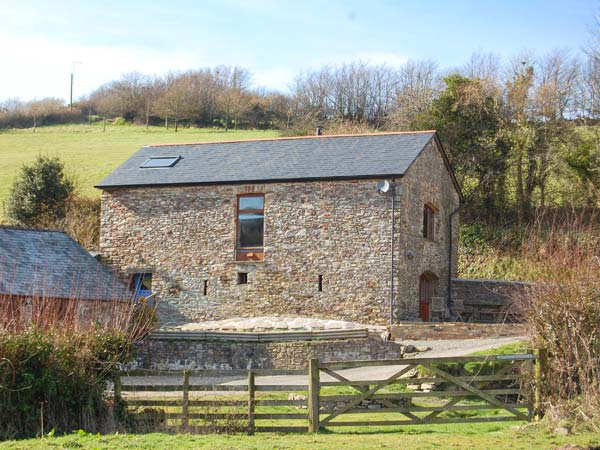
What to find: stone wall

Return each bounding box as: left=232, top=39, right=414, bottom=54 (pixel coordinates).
left=391, top=322, right=527, bottom=340
left=100, top=139, right=460, bottom=325
left=451, top=278, right=531, bottom=322
left=132, top=334, right=405, bottom=370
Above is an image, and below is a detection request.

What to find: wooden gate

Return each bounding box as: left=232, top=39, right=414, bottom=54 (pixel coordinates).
left=308, top=351, right=543, bottom=431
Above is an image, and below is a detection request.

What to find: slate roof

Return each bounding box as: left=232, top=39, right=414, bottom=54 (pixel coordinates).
left=96, top=131, right=446, bottom=189
left=0, top=227, right=131, bottom=301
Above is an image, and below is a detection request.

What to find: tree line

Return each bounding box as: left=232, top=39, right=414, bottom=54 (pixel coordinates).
left=2, top=19, right=599, bottom=224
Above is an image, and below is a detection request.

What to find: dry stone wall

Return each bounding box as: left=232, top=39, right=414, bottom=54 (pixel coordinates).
left=391, top=322, right=527, bottom=340
left=451, top=278, right=531, bottom=322
left=100, top=140, right=460, bottom=325
left=132, top=334, right=405, bottom=370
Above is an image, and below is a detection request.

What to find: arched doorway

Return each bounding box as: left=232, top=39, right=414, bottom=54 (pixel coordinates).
left=419, top=272, right=438, bottom=322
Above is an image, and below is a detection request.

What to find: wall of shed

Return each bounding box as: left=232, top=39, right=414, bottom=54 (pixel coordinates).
left=99, top=140, right=459, bottom=325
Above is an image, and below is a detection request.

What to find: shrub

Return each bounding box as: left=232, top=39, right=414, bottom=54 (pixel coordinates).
left=0, top=328, right=131, bottom=439
left=0, top=291, right=157, bottom=439
left=39, top=195, right=101, bottom=250
left=5, top=155, right=74, bottom=226
left=517, top=210, right=600, bottom=426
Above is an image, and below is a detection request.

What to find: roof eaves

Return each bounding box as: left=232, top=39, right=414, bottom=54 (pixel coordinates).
left=0, top=225, right=67, bottom=234
left=96, top=173, right=407, bottom=190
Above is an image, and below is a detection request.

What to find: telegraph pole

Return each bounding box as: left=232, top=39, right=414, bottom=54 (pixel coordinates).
left=70, top=62, right=82, bottom=111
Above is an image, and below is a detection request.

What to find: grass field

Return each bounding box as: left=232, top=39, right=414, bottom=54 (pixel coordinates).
left=0, top=124, right=279, bottom=211
left=1, top=424, right=598, bottom=449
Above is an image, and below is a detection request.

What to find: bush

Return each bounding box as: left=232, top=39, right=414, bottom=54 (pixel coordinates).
left=5, top=155, right=74, bottom=226
left=39, top=195, right=101, bottom=250
left=517, top=211, right=600, bottom=426
left=0, top=328, right=131, bottom=440
left=0, top=289, right=157, bottom=439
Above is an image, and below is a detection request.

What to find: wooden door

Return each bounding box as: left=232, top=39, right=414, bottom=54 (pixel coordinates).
left=419, top=274, right=432, bottom=322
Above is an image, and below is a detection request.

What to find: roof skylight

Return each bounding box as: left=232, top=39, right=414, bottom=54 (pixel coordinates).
left=140, top=156, right=181, bottom=168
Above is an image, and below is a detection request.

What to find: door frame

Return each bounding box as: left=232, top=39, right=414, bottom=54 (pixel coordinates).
left=419, top=273, right=437, bottom=322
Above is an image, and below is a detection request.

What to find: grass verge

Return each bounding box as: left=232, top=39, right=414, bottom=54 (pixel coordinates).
left=1, top=424, right=599, bottom=449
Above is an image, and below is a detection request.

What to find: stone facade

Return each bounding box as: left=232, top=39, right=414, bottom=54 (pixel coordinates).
left=100, top=140, right=460, bottom=325
left=133, top=334, right=405, bottom=370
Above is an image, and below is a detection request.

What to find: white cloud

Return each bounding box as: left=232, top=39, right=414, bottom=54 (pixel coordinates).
left=252, top=67, right=296, bottom=93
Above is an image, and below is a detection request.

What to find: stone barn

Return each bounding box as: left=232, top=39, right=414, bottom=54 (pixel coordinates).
left=97, top=131, right=462, bottom=326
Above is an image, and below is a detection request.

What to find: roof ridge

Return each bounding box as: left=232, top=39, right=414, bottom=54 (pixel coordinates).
left=147, top=130, right=437, bottom=148
left=0, top=225, right=67, bottom=234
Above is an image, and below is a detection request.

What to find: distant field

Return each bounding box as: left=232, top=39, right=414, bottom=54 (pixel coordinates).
left=0, top=124, right=279, bottom=211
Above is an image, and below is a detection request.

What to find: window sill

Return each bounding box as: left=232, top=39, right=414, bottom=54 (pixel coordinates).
left=231, top=260, right=266, bottom=265
left=236, top=249, right=264, bottom=262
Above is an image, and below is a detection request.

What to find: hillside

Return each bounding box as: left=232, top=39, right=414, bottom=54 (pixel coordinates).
left=0, top=124, right=280, bottom=209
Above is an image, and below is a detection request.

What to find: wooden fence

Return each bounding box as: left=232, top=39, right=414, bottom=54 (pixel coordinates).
left=114, top=368, right=309, bottom=433
left=114, top=350, right=546, bottom=434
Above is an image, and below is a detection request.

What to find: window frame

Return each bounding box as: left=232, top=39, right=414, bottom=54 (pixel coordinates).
left=423, top=204, right=436, bottom=241
left=140, top=156, right=181, bottom=168
left=235, top=193, right=265, bottom=261
left=130, top=272, right=153, bottom=300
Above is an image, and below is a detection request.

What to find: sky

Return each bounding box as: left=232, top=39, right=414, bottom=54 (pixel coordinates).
left=0, top=0, right=597, bottom=102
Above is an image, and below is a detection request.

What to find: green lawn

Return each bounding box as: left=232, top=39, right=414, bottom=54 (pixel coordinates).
left=1, top=424, right=598, bottom=450
left=0, top=124, right=279, bottom=211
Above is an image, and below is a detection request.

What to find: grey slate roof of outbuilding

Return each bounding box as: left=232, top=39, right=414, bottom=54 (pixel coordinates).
left=96, top=131, right=444, bottom=189
left=0, top=227, right=131, bottom=301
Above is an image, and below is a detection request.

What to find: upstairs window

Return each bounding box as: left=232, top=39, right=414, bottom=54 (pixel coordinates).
left=423, top=204, right=435, bottom=241
left=236, top=194, right=265, bottom=261
left=140, top=156, right=181, bottom=168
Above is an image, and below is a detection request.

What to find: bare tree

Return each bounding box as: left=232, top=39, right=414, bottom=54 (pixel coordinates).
left=155, top=73, right=195, bottom=132
left=27, top=98, right=64, bottom=131
left=535, top=49, right=580, bottom=121
left=390, top=60, right=439, bottom=130
left=215, top=66, right=252, bottom=130
left=463, top=51, right=501, bottom=82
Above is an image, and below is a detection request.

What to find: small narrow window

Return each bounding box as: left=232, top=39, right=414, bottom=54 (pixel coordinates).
left=423, top=205, right=435, bottom=240
left=203, top=280, right=208, bottom=296
left=237, top=272, right=248, bottom=285
left=236, top=194, right=265, bottom=261
left=140, top=156, right=181, bottom=168
left=318, top=275, right=323, bottom=292
left=130, top=273, right=153, bottom=299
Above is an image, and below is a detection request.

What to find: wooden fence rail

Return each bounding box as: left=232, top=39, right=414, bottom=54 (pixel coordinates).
left=113, top=350, right=546, bottom=434
left=114, top=368, right=308, bottom=433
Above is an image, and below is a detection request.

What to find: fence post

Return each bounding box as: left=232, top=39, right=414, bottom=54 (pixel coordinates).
left=248, top=371, right=255, bottom=435
left=182, top=370, right=190, bottom=431
left=113, top=372, right=122, bottom=405
left=534, top=348, right=548, bottom=421
left=308, top=358, right=320, bottom=432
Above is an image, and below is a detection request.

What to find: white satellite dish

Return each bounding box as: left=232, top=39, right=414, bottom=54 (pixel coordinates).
left=376, top=180, right=390, bottom=194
